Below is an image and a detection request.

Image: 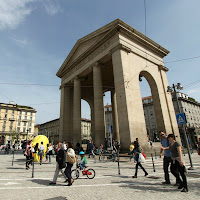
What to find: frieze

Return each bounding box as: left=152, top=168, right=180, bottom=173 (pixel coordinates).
left=65, top=40, right=111, bottom=77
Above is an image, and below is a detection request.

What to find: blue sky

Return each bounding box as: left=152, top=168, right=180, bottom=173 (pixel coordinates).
left=0, top=0, right=200, bottom=124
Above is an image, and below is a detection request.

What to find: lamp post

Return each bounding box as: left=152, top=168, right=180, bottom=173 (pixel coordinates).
left=26, top=129, right=29, bottom=142
left=167, top=83, right=194, bottom=169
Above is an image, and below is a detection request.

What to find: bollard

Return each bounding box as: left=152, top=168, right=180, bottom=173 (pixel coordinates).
left=11, top=150, right=15, bottom=166
left=151, top=153, right=156, bottom=172
left=117, top=151, right=120, bottom=175
left=32, top=157, right=34, bottom=178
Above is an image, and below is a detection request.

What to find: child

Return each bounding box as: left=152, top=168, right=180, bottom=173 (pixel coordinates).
left=78, top=151, right=87, bottom=170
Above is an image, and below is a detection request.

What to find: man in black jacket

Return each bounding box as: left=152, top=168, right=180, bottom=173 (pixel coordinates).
left=49, top=143, right=66, bottom=185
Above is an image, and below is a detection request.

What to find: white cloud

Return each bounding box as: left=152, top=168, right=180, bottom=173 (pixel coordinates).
left=0, top=0, right=35, bottom=30
left=42, top=0, right=61, bottom=16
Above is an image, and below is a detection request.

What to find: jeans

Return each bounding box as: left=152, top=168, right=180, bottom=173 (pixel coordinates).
left=134, top=154, right=147, bottom=176
left=171, top=159, right=187, bottom=189
left=79, top=163, right=85, bottom=170
left=64, top=162, right=73, bottom=182
left=46, top=154, right=51, bottom=162
left=163, top=156, right=171, bottom=183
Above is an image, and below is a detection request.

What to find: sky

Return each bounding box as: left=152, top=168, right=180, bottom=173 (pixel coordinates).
left=0, top=0, right=200, bottom=124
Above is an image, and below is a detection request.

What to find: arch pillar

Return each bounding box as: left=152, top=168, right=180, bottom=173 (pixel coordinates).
left=111, top=46, right=148, bottom=150
left=93, top=62, right=106, bottom=146
left=59, top=84, right=73, bottom=142
left=73, top=77, right=81, bottom=144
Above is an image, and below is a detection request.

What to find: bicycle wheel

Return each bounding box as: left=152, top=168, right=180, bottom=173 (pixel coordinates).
left=71, top=169, right=79, bottom=180
left=86, top=168, right=95, bottom=179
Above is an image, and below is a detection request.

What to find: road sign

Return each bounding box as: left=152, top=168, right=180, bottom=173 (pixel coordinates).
left=176, top=113, right=186, bottom=124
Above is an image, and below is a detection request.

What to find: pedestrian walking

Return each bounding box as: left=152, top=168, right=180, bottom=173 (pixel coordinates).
left=132, top=138, right=148, bottom=178
left=64, top=142, right=75, bottom=186
left=161, top=134, right=188, bottom=192
left=38, top=142, right=45, bottom=165
left=24, top=140, right=33, bottom=170
left=159, top=131, right=179, bottom=185
left=49, top=143, right=67, bottom=185
left=46, top=143, right=53, bottom=163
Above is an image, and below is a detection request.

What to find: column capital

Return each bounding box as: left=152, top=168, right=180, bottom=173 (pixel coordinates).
left=89, top=61, right=104, bottom=70
left=110, top=43, right=131, bottom=55
left=59, top=83, right=71, bottom=90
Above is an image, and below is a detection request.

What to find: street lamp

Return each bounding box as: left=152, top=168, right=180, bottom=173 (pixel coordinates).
left=168, top=83, right=194, bottom=169
left=26, top=129, right=29, bottom=142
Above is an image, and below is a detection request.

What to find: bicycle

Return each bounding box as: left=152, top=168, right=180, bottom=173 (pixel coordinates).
left=71, top=162, right=95, bottom=180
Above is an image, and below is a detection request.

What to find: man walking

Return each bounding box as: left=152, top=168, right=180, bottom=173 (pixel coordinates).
left=160, top=131, right=178, bottom=185
left=49, top=143, right=66, bottom=185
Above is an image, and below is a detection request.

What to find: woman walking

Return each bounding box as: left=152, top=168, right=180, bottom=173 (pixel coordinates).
left=161, top=134, right=188, bottom=192
left=64, top=142, right=75, bottom=186
left=132, top=138, right=148, bottom=178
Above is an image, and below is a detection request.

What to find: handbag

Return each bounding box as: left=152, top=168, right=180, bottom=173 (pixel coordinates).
left=67, top=154, right=76, bottom=164
left=138, top=153, right=145, bottom=163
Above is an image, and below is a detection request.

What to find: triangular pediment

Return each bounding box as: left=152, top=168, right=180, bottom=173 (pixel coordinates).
left=57, top=19, right=169, bottom=78
left=57, top=19, right=121, bottom=77
left=67, top=30, right=111, bottom=66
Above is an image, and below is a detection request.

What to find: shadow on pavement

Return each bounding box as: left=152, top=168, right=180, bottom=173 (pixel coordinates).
left=44, top=196, right=68, bottom=200
left=111, top=180, right=178, bottom=193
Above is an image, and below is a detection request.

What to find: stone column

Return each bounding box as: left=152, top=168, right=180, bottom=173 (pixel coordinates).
left=59, top=84, right=72, bottom=142
left=93, top=62, right=105, bottom=146
left=73, top=77, right=81, bottom=144
left=111, top=45, right=148, bottom=151
left=111, top=90, right=120, bottom=142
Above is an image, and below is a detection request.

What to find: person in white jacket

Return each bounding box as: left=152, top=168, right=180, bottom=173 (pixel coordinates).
left=64, top=142, right=75, bottom=186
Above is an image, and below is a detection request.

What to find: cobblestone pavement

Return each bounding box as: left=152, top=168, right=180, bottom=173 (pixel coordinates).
left=0, top=151, right=199, bottom=200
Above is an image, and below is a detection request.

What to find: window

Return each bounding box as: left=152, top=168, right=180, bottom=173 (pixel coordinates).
left=4, top=114, right=7, bottom=118
left=18, top=122, right=20, bottom=126
left=10, top=121, right=13, bottom=126
left=24, top=116, right=27, bottom=120
left=2, top=127, right=5, bottom=132
left=9, top=127, right=12, bottom=132
left=17, top=127, right=20, bottom=132
left=30, top=117, right=32, bottom=120
left=12, top=110, right=14, bottom=114
left=23, top=127, right=26, bottom=132
left=11, top=114, right=14, bottom=119
left=3, top=121, right=6, bottom=125
left=24, top=122, right=26, bottom=126
left=6, top=109, right=8, bottom=113
left=31, top=112, right=33, bottom=116
left=19, top=111, right=22, bottom=114
left=25, top=112, right=27, bottom=115
left=29, top=128, right=31, bottom=133
left=19, top=115, right=21, bottom=120
left=29, top=122, right=32, bottom=126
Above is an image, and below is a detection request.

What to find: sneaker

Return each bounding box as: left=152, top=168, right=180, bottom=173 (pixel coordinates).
left=162, top=182, right=171, bottom=185
left=178, top=185, right=183, bottom=189
left=181, top=188, right=188, bottom=192
left=49, top=182, right=56, bottom=185
left=145, top=173, right=148, bottom=177
left=132, top=175, right=137, bottom=178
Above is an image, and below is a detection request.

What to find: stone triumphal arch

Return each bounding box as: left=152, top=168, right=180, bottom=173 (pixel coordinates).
left=57, top=19, right=180, bottom=151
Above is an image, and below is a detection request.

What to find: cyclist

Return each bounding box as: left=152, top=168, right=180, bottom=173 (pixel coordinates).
left=78, top=151, right=87, bottom=170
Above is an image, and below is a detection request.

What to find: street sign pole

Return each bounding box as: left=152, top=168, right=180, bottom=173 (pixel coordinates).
left=174, top=84, right=194, bottom=170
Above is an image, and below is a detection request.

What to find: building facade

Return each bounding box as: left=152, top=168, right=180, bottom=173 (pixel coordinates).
left=38, top=118, right=91, bottom=144
left=142, top=93, right=200, bottom=146
left=0, top=102, right=36, bottom=145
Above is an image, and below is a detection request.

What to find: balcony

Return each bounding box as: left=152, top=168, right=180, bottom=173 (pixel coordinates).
left=22, top=119, right=29, bottom=122
left=9, top=118, right=15, bottom=121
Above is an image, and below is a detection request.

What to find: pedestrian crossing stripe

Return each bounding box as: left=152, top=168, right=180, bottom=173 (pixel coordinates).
left=178, top=115, right=184, bottom=123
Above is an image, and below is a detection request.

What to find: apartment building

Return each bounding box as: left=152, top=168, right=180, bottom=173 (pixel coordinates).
left=142, top=93, right=200, bottom=146
left=38, top=118, right=91, bottom=144
left=0, top=102, right=36, bottom=145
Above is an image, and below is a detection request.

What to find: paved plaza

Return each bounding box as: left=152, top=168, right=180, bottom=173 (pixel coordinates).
left=0, top=151, right=200, bottom=200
